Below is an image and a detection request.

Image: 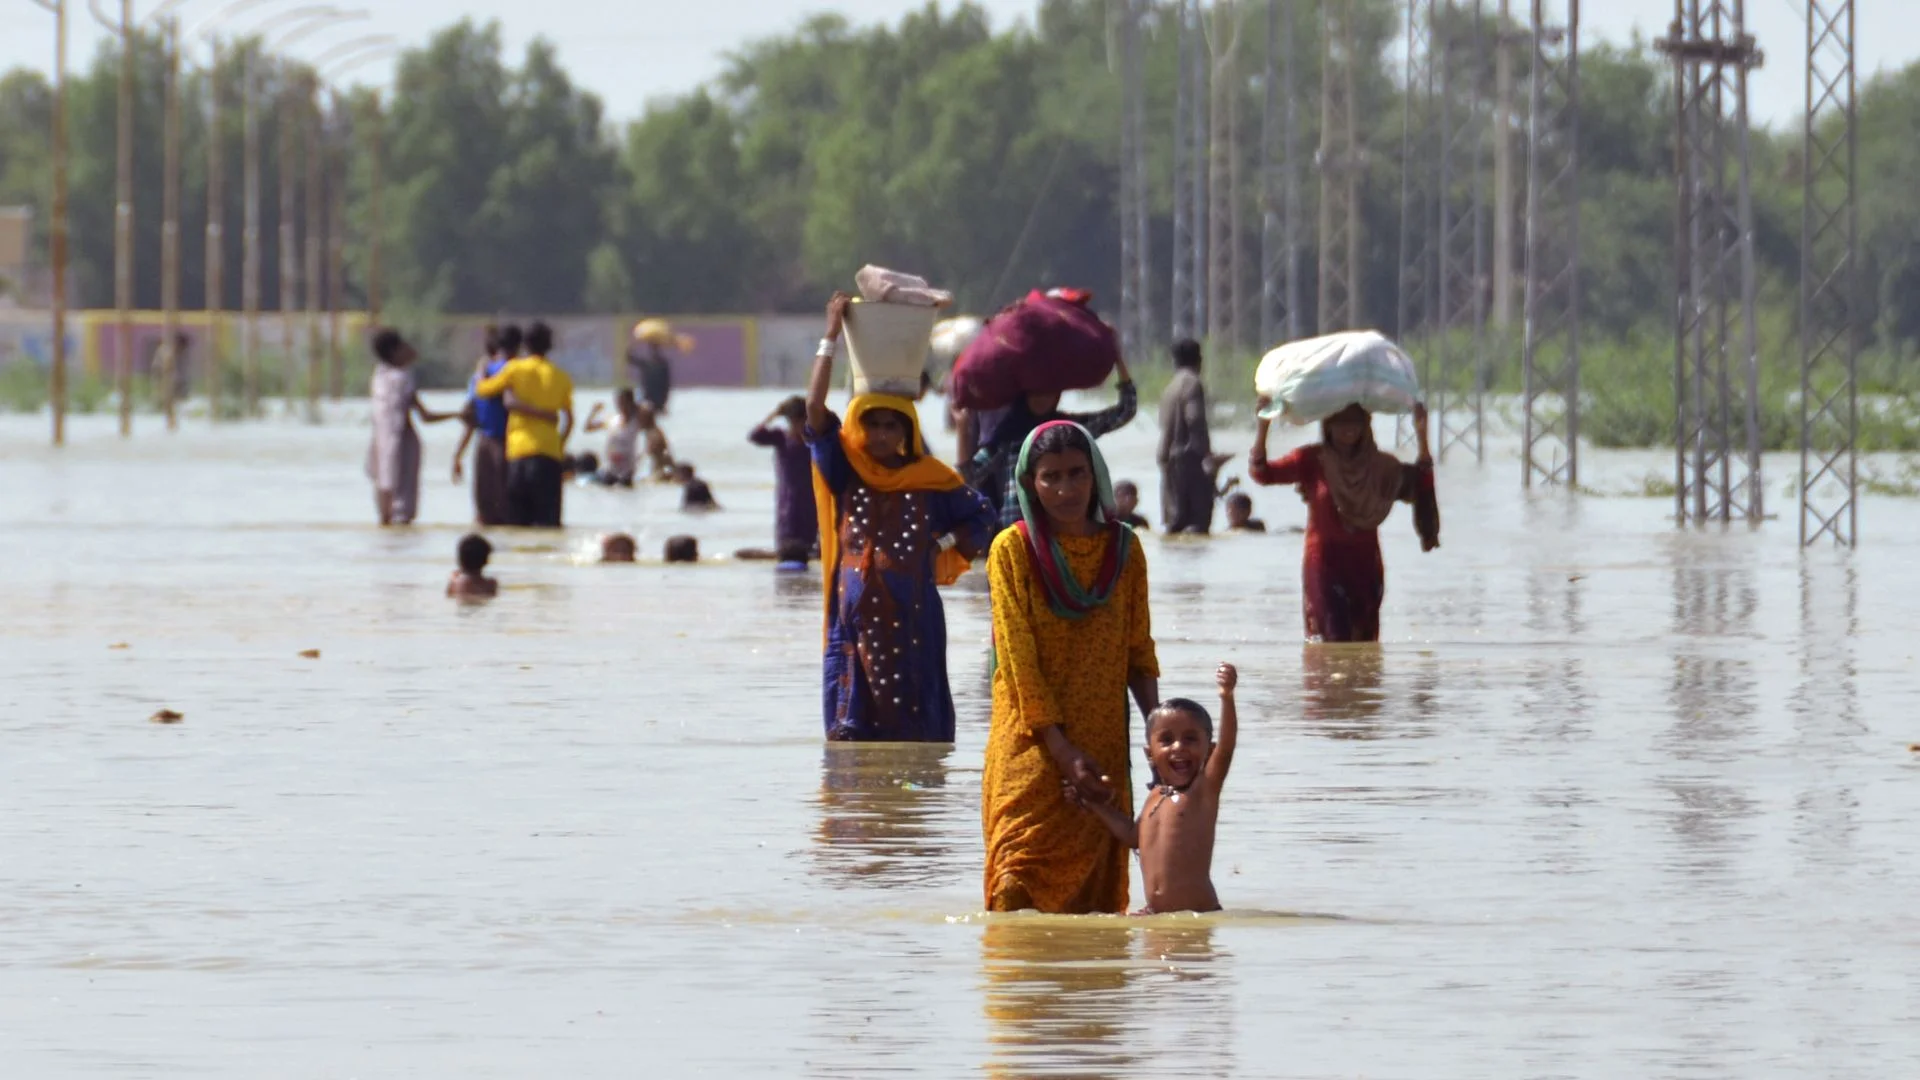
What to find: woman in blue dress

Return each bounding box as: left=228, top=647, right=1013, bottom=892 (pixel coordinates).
left=805, top=293, right=996, bottom=742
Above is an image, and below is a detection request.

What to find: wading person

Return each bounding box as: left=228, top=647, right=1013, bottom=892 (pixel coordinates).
left=474, top=321, right=575, bottom=528
left=749, top=395, right=820, bottom=559
left=451, top=324, right=519, bottom=525
left=367, top=329, right=456, bottom=526
left=806, top=293, right=996, bottom=742
left=965, top=361, right=1137, bottom=532
left=1157, top=338, right=1219, bottom=534
left=1247, top=400, right=1437, bottom=642
left=982, top=421, right=1160, bottom=914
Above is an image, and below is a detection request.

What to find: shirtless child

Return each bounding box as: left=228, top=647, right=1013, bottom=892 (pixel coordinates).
left=447, top=533, right=499, bottom=601
left=1069, top=662, right=1239, bottom=914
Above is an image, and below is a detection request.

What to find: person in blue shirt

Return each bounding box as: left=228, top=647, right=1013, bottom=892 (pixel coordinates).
left=452, top=324, right=520, bottom=526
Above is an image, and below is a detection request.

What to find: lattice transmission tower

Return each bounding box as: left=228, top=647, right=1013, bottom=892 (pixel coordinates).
left=1172, top=0, right=1209, bottom=342
left=1317, top=0, right=1362, bottom=334
left=1799, top=0, right=1858, bottom=546
left=1115, top=0, right=1152, bottom=360
left=1434, top=0, right=1489, bottom=463
left=1661, top=1, right=1763, bottom=525
left=1397, top=0, right=1438, bottom=353
left=1521, top=0, right=1582, bottom=488
left=1259, top=0, right=1302, bottom=347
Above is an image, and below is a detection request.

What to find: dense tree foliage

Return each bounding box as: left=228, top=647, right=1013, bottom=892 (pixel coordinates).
left=2, top=0, right=1917, bottom=368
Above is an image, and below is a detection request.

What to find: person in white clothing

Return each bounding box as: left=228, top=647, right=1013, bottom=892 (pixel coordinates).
left=584, top=388, right=667, bottom=487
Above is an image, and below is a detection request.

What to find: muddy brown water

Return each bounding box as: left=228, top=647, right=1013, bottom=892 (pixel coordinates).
left=2, top=391, right=1915, bottom=1077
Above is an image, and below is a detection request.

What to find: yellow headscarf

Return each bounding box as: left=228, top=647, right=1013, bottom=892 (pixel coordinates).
left=812, top=394, right=974, bottom=633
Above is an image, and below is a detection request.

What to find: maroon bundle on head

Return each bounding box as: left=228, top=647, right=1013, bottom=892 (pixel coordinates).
left=948, top=290, right=1120, bottom=411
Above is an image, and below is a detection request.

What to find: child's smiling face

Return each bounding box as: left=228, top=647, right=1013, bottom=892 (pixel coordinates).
left=1146, top=706, right=1213, bottom=790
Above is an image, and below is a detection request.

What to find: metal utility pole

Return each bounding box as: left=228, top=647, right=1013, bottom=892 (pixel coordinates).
left=161, top=15, right=181, bottom=430
left=1206, top=2, right=1243, bottom=348
left=94, top=0, right=138, bottom=436
left=326, top=96, right=345, bottom=399
left=1189, top=5, right=1208, bottom=339
left=1397, top=0, right=1438, bottom=352
left=1114, top=0, right=1149, bottom=362
left=242, top=49, right=262, bottom=416
left=1799, top=0, right=1858, bottom=545
left=303, top=75, right=324, bottom=419
left=1522, top=0, right=1583, bottom=488
left=204, top=38, right=226, bottom=418
left=1258, top=0, right=1286, bottom=348
left=28, top=0, right=70, bottom=447
left=1317, top=0, right=1361, bottom=334
left=1435, top=0, right=1489, bottom=463
left=367, top=92, right=384, bottom=324
left=1172, top=0, right=1196, bottom=342
left=1660, top=2, right=1763, bottom=526
left=1492, top=0, right=1517, bottom=329
left=278, top=78, right=300, bottom=412
left=1280, top=0, right=1300, bottom=340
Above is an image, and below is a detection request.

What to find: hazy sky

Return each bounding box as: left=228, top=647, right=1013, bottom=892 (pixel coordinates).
left=0, top=0, right=1907, bottom=127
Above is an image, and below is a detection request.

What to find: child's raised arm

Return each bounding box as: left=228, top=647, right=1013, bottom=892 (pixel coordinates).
left=1064, top=783, right=1139, bottom=849
left=1206, top=662, right=1238, bottom=790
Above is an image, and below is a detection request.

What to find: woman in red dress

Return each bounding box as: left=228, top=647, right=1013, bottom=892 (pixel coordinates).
left=1247, top=400, right=1437, bottom=642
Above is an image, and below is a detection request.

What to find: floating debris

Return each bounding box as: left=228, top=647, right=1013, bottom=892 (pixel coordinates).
left=149, top=709, right=184, bottom=725
left=298, top=649, right=321, bottom=660
left=108, top=643, right=130, bottom=650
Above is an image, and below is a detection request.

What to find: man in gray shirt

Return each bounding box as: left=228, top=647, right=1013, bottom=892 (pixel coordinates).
left=1158, top=339, right=1219, bottom=533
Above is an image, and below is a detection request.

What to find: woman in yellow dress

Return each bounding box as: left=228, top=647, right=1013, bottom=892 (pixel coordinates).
left=982, top=420, right=1160, bottom=914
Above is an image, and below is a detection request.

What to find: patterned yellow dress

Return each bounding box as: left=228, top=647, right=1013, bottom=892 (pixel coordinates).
left=982, top=527, right=1158, bottom=914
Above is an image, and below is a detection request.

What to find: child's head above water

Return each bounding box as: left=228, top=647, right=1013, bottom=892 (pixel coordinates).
left=1145, top=697, right=1215, bottom=791
left=457, top=533, right=492, bottom=575
left=664, top=535, right=699, bottom=563
left=601, top=533, right=637, bottom=563
left=1225, top=491, right=1254, bottom=526
left=1114, top=479, right=1140, bottom=518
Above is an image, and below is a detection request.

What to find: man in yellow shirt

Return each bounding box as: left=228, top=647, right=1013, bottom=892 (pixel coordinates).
left=474, top=321, right=575, bottom=527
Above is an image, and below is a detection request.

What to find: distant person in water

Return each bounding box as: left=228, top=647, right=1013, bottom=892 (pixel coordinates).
left=626, top=325, right=673, bottom=413
left=584, top=389, right=651, bottom=487
left=448, top=533, right=499, bottom=600
left=664, top=535, right=700, bottom=563
left=474, top=321, right=575, bottom=528
left=807, top=291, right=997, bottom=742
left=1248, top=400, right=1439, bottom=642
left=1068, top=663, right=1239, bottom=914
left=601, top=533, right=638, bottom=563
left=452, top=323, right=519, bottom=525
left=964, top=354, right=1137, bottom=532
left=1113, top=480, right=1151, bottom=531
left=1157, top=339, right=1219, bottom=534
left=748, top=395, right=820, bottom=558
left=367, top=328, right=457, bottom=526
left=1224, top=492, right=1267, bottom=533
left=677, top=463, right=718, bottom=511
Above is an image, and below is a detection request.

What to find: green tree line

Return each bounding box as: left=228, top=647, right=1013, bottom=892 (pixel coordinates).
left=4, top=0, right=1920, bottom=367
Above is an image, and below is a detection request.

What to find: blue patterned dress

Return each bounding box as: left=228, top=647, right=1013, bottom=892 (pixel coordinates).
left=809, top=412, right=996, bottom=742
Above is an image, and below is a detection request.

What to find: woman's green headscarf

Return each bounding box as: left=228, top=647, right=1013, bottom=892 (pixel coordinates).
left=1011, top=420, right=1132, bottom=620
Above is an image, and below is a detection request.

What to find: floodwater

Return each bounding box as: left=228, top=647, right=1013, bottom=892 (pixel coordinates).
left=2, top=389, right=1916, bottom=1078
